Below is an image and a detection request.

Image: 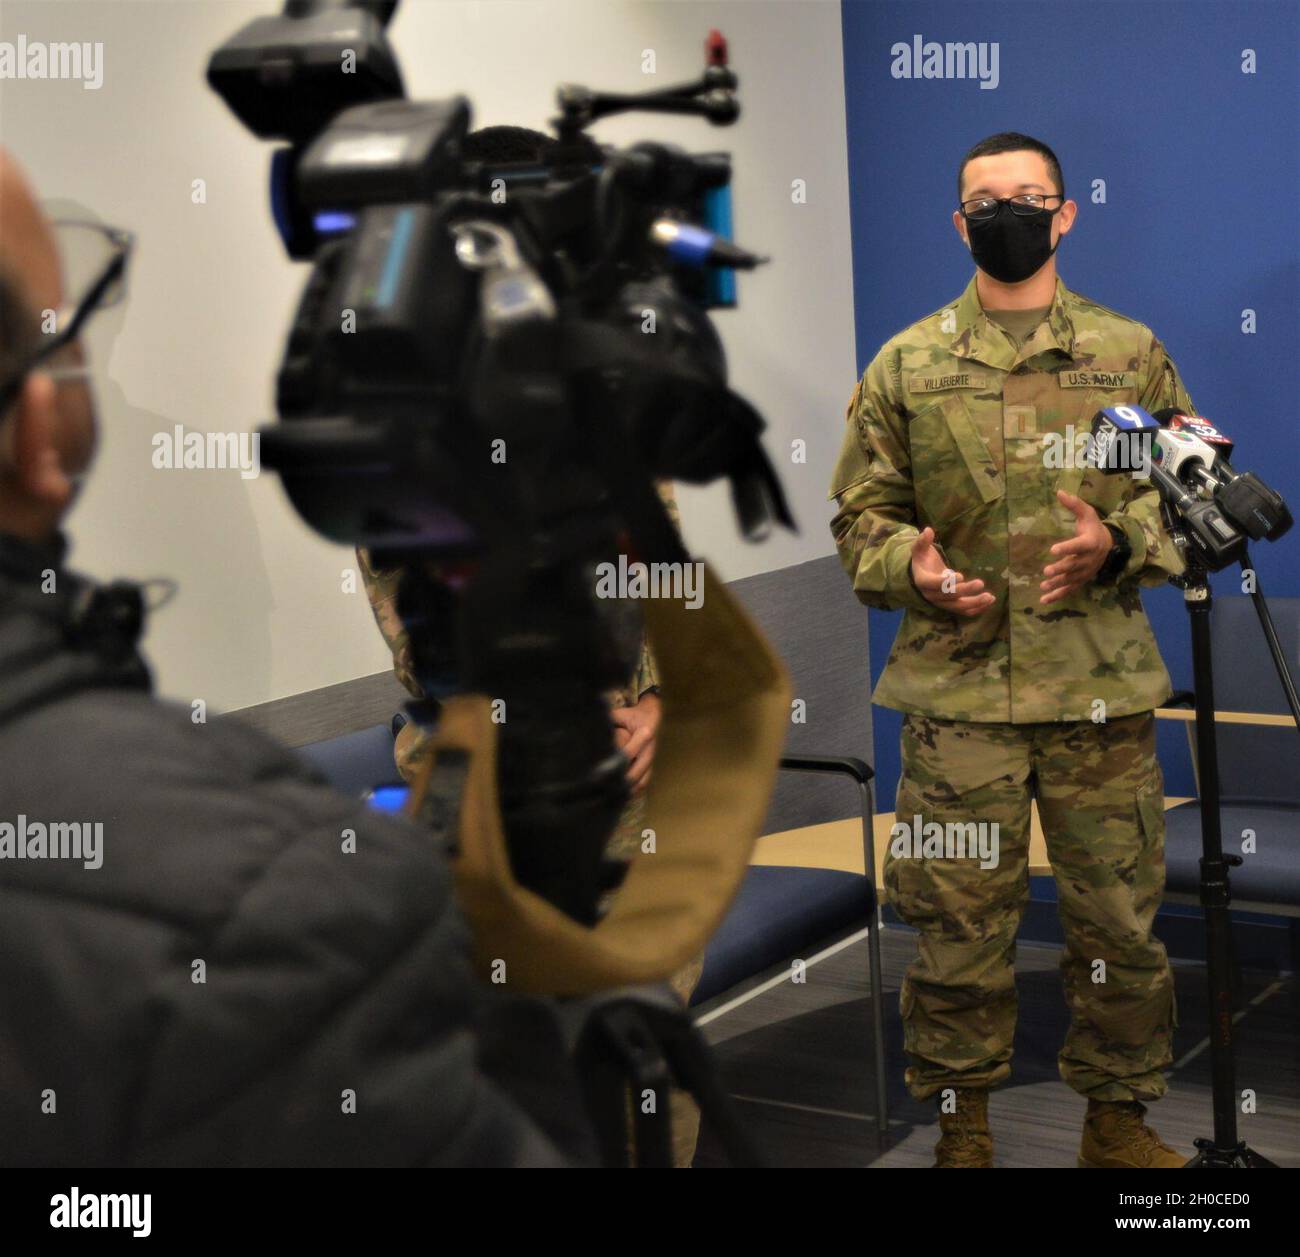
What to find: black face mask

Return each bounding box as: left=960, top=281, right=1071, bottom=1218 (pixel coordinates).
left=964, top=200, right=1063, bottom=284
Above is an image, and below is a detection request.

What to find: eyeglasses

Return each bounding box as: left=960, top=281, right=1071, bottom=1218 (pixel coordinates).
left=0, top=217, right=133, bottom=414
left=959, top=194, right=1064, bottom=221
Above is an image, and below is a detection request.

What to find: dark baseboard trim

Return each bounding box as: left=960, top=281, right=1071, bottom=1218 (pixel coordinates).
left=222, top=669, right=410, bottom=750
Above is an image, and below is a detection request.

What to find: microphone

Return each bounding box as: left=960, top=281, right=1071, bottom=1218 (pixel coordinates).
left=1152, top=408, right=1234, bottom=463
left=1091, top=403, right=1246, bottom=569
left=1154, top=427, right=1222, bottom=489
left=1089, top=404, right=1161, bottom=477
left=1152, top=408, right=1292, bottom=542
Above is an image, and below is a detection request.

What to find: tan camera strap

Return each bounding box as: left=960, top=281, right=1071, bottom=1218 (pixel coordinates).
left=405, top=561, right=790, bottom=996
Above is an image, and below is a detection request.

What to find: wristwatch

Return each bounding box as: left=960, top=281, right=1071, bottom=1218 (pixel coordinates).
left=1094, top=523, right=1132, bottom=586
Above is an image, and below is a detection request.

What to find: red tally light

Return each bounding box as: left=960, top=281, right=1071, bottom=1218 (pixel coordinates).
left=437, top=558, right=480, bottom=591
left=706, top=29, right=728, bottom=66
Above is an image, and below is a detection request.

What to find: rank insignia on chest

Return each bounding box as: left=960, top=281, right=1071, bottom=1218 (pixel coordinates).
left=1003, top=404, right=1037, bottom=438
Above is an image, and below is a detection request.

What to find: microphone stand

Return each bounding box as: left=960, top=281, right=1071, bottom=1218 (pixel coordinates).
left=1175, top=552, right=1293, bottom=1168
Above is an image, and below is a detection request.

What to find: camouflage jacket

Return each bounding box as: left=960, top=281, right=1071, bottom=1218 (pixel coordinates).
left=360, top=481, right=681, bottom=776
left=828, top=272, right=1194, bottom=724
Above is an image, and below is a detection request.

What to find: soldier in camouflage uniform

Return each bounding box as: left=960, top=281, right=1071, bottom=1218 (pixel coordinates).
left=828, top=134, right=1190, bottom=1168
left=359, top=478, right=704, bottom=1167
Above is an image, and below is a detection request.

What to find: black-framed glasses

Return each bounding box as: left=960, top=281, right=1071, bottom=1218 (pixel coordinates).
left=959, top=193, right=1064, bottom=222
left=0, top=218, right=133, bottom=414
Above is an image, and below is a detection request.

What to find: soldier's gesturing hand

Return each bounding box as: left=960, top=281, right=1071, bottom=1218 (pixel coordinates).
left=1040, top=490, right=1115, bottom=604
left=910, top=527, right=997, bottom=617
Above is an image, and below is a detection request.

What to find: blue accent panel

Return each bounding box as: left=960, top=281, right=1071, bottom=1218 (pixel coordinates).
left=376, top=207, right=416, bottom=309
left=868, top=609, right=904, bottom=811
left=703, top=184, right=736, bottom=306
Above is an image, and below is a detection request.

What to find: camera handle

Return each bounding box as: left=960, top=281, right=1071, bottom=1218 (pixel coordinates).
left=566, top=984, right=764, bottom=1168
left=553, top=31, right=739, bottom=141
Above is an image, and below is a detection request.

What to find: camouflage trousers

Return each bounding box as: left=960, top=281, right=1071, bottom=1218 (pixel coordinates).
left=886, top=711, right=1176, bottom=1103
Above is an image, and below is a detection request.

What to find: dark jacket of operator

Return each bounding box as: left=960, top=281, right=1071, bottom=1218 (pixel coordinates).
left=0, top=531, right=593, bottom=1167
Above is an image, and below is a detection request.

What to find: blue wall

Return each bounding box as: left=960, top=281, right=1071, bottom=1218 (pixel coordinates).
left=839, top=0, right=1300, bottom=804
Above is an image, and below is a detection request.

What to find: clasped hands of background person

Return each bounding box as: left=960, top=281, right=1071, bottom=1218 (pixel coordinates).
left=611, top=691, right=661, bottom=797
left=910, top=489, right=1116, bottom=615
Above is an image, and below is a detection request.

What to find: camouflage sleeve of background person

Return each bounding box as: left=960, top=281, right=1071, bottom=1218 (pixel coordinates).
left=1101, top=333, right=1196, bottom=586
left=620, top=478, right=682, bottom=704
left=356, top=546, right=430, bottom=782
left=827, top=345, right=948, bottom=615
left=357, top=546, right=425, bottom=702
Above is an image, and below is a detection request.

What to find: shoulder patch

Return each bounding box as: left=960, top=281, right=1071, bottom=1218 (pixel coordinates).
left=1067, top=294, right=1154, bottom=347
left=1067, top=289, right=1148, bottom=328
left=844, top=376, right=866, bottom=423
left=885, top=295, right=965, bottom=355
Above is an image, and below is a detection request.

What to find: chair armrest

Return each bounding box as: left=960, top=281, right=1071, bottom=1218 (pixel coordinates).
left=777, top=755, right=879, bottom=893
left=779, top=755, right=874, bottom=784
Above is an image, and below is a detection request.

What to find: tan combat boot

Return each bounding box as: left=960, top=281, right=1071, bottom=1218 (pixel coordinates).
left=1078, top=1099, right=1186, bottom=1168
left=933, top=1088, right=993, bottom=1168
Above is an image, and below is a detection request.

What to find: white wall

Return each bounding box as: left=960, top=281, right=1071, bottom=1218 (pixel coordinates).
left=0, top=0, right=856, bottom=712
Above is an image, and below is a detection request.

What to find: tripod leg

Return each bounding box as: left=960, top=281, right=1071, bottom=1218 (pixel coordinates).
left=1240, top=556, right=1300, bottom=738
left=1181, top=581, right=1276, bottom=1166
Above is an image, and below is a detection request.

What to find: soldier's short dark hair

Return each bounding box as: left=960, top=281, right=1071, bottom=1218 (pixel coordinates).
left=958, top=132, right=1064, bottom=205
left=0, top=264, right=40, bottom=418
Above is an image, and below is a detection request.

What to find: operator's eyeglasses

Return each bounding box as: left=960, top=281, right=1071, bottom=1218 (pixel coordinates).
left=0, top=218, right=133, bottom=414
left=959, top=193, right=1064, bottom=221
